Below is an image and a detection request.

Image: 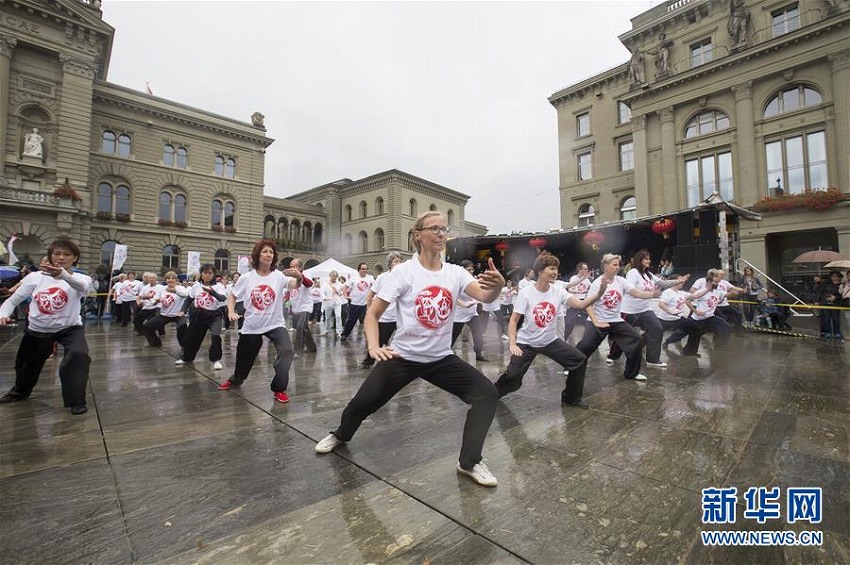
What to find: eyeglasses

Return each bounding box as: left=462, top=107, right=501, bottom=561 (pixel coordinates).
left=417, top=225, right=451, bottom=234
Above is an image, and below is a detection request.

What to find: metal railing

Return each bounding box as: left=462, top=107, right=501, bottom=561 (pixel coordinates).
left=733, top=258, right=813, bottom=317
left=0, top=186, right=61, bottom=206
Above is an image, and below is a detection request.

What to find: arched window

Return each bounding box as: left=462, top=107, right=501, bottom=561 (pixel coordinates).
left=159, top=192, right=173, bottom=221
left=429, top=204, right=437, bottom=211
left=223, top=201, right=235, bottom=227
left=578, top=203, right=596, bottom=227
left=375, top=197, right=384, bottom=215
left=447, top=209, right=455, bottom=226
left=162, top=244, right=180, bottom=270
left=174, top=194, right=187, bottom=223
left=764, top=85, right=823, bottom=117
left=684, top=110, right=730, bottom=138
left=375, top=228, right=385, bottom=250
left=303, top=221, right=313, bottom=243
left=359, top=200, right=367, bottom=218
left=100, top=131, right=133, bottom=157
left=264, top=215, right=276, bottom=238
left=344, top=204, right=352, bottom=222
left=409, top=198, right=417, bottom=216
left=97, top=182, right=112, bottom=214
left=359, top=231, right=368, bottom=254
left=117, top=134, right=132, bottom=157
left=277, top=218, right=288, bottom=240
left=314, top=223, right=323, bottom=244
left=215, top=249, right=230, bottom=273
left=210, top=198, right=236, bottom=229
left=214, top=155, right=225, bottom=176
left=290, top=219, right=301, bottom=241
left=225, top=157, right=236, bottom=178
left=176, top=146, right=188, bottom=169
left=408, top=229, right=414, bottom=251
left=96, top=182, right=131, bottom=216
left=211, top=199, right=222, bottom=227
left=101, top=130, right=116, bottom=154
left=115, top=185, right=130, bottom=215
left=619, top=196, right=637, bottom=220
left=163, top=144, right=175, bottom=166
left=343, top=234, right=353, bottom=255
left=100, top=240, right=117, bottom=266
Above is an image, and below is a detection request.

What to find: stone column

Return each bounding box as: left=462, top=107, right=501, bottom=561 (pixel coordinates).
left=56, top=53, right=97, bottom=191
left=732, top=81, right=758, bottom=205
left=657, top=106, right=678, bottom=212
left=0, top=35, right=17, bottom=177
left=828, top=50, right=850, bottom=193
left=632, top=114, right=649, bottom=216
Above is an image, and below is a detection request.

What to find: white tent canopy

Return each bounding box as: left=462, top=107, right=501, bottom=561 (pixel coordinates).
left=302, top=258, right=359, bottom=281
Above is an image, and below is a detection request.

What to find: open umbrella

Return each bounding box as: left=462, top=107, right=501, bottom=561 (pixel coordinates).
left=824, top=259, right=850, bottom=270
left=792, top=248, right=846, bottom=275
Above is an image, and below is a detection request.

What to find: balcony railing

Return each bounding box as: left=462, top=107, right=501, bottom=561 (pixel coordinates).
left=0, top=186, right=62, bottom=206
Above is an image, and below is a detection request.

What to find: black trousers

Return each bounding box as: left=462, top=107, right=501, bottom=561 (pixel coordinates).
left=341, top=303, right=367, bottom=337
left=563, top=307, right=587, bottom=341
left=117, top=301, right=133, bottom=325
left=608, top=311, right=664, bottom=364
left=451, top=318, right=484, bottom=355
left=716, top=305, right=743, bottom=331
left=9, top=326, right=90, bottom=407
left=495, top=339, right=588, bottom=403
left=230, top=327, right=294, bottom=392
left=134, top=307, right=158, bottom=335
left=577, top=320, right=644, bottom=380
left=181, top=310, right=223, bottom=363
left=292, top=311, right=317, bottom=353
left=681, top=316, right=733, bottom=354
left=143, top=315, right=187, bottom=348
left=362, top=321, right=397, bottom=364
left=332, top=356, right=498, bottom=470
left=659, top=317, right=701, bottom=347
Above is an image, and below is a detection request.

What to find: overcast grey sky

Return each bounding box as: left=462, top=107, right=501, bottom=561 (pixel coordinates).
left=102, top=1, right=657, bottom=235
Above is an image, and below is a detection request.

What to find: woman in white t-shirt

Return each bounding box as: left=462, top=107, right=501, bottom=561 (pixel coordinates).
left=321, top=271, right=345, bottom=337
left=361, top=251, right=404, bottom=369
left=176, top=265, right=228, bottom=370
left=0, top=238, right=92, bottom=415
left=495, top=253, right=606, bottom=407
left=218, top=239, right=307, bottom=404
left=142, top=270, right=188, bottom=348
left=315, top=212, right=506, bottom=487
left=451, top=260, right=487, bottom=362
left=576, top=254, right=661, bottom=382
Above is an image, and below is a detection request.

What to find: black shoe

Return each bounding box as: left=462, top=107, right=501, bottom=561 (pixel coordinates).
left=475, top=354, right=489, bottom=362
left=70, top=405, right=88, bottom=415
left=563, top=399, right=589, bottom=409
left=0, top=392, right=29, bottom=404
left=340, top=336, right=348, bottom=342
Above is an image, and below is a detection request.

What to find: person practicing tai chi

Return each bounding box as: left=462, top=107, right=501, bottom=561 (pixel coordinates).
left=175, top=264, right=227, bottom=370
left=218, top=239, right=309, bottom=404
left=576, top=254, right=661, bottom=382
left=315, top=211, right=505, bottom=487
left=142, top=271, right=189, bottom=349
left=0, top=237, right=92, bottom=415
left=495, top=252, right=607, bottom=407
left=360, top=251, right=403, bottom=369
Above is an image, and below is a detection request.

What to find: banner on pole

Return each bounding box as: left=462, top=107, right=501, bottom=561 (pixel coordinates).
left=187, top=251, right=201, bottom=276
left=7, top=234, right=19, bottom=265
left=237, top=255, right=250, bottom=274
left=112, top=244, right=128, bottom=271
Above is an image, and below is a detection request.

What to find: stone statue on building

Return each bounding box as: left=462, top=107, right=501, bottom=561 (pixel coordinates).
left=653, top=33, right=673, bottom=77
left=628, top=48, right=646, bottom=84
left=727, top=0, right=751, bottom=49
left=251, top=112, right=265, bottom=128
left=23, top=128, right=44, bottom=159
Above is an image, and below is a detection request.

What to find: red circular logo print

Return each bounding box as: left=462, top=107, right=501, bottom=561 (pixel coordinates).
left=35, top=286, right=69, bottom=315
left=250, top=284, right=276, bottom=310
left=532, top=301, right=557, bottom=328
left=601, top=289, right=622, bottom=310
left=160, top=293, right=175, bottom=309
left=195, top=291, right=214, bottom=310
left=356, top=280, right=369, bottom=292
left=414, top=285, right=454, bottom=329
left=707, top=294, right=719, bottom=309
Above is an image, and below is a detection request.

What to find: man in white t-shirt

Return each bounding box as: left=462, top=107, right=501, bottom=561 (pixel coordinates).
left=289, top=258, right=317, bottom=356
left=340, top=262, right=374, bottom=341
left=678, top=269, right=733, bottom=355
left=563, top=262, right=592, bottom=342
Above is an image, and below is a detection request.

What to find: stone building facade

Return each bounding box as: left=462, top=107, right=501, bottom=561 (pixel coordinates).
left=549, top=0, right=849, bottom=291
left=1, top=0, right=485, bottom=276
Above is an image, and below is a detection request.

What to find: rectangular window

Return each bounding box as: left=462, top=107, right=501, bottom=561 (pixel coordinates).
left=691, top=39, right=713, bottom=68
left=772, top=5, right=800, bottom=37
left=619, top=141, right=634, bottom=172
left=576, top=113, right=590, bottom=138
left=577, top=152, right=593, bottom=180
left=618, top=102, right=632, bottom=125
left=764, top=131, right=827, bottom=195
left=685, top=150, right=734, bottom=207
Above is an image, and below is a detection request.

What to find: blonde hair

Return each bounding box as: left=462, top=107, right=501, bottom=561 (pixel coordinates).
left=410, top=211, right=444, bottom=253
left=600, top=253, right=621, bottom=267
left=163, top=271, right=178, bottom=280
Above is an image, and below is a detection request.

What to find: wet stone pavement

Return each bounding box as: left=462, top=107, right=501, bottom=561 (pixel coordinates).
left=0, top=320, right=847, bottom=564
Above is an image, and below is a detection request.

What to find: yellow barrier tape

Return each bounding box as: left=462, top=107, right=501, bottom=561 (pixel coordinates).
left=725, top=299, right=850, bottom=311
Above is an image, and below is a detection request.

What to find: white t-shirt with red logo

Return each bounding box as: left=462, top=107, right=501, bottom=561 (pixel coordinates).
left=0, top=271, right=91, bottom=332
left=231, top=270, right=293, bottom=334
left=347, top=275, right=375, bottom=306
left=189, top=281, right=227, bottom=312
left=159, top=286, right=188, bottom=317
left=139, top=284, right=162, bottom=310
left=376, top=259, right=475, bottom=363
left=588, top=275, right=635, bottom=324
left=289, top=283, right=314, bottom=314
left=690, top=286, right=727, bottom=320
left=568, top=274, right=591, bottom=300
left=453, top=290, right=479, bottom=323
left=621, top=269, right=662, bottom=314
left=515, top=284, right=572, bottom=347
left=372, top=271, right=397, bottom=322
left=117, top=279, right=142, bottom=304
left=658, top=288, right=688, bottom=321
left=692, top=277, right=733, bottom=307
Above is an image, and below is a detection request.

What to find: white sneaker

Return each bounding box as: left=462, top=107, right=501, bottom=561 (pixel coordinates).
left=175, top=359, right=185, bottom=366
left=501, top=334, right=509, bottom=341
left=646, top=361, right=668, bottom=368
left=605, top=358, right=614, bottom=365
left=213, top=361, right=223, bottom=370
left=456, top=461, right=497, bottom=487
left=315, top=433, right=343, bottom=454
left=563, top=370, right=570, bottom=375
left=633, top=373, right=647, bottom=381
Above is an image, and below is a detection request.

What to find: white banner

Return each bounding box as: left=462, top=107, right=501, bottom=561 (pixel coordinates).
left=237, top=255, right=250, bottom=274
left=7, top=234, right=19, bottom=265
left=187, top=251, right=201, bottom=276
left=112, top=243, right=128, bottom=271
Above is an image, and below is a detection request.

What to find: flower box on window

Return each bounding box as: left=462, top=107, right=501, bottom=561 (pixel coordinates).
left=212, top=225, right=223, bottom=232
left=752, top=187, right=844, bottom=213
left=53, top=180, right=82, bottom=201
left=224, top=226, right=236, bottom=234
left=158, top=218, right=174, bottom=227
left=95, top=211, right=113, bottom=220
left=115, top=213, right=131, bottom=222
left=174, top=221, right=187, bottom=229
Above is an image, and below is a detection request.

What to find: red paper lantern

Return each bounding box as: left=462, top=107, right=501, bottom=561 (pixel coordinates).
left=651, top=218, right=676, bottom=239
left=582, top=230, right=605, bottom=251
left=528, top=237, right=547, bottom=250
left=494, top=241, right=510, bottom=256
